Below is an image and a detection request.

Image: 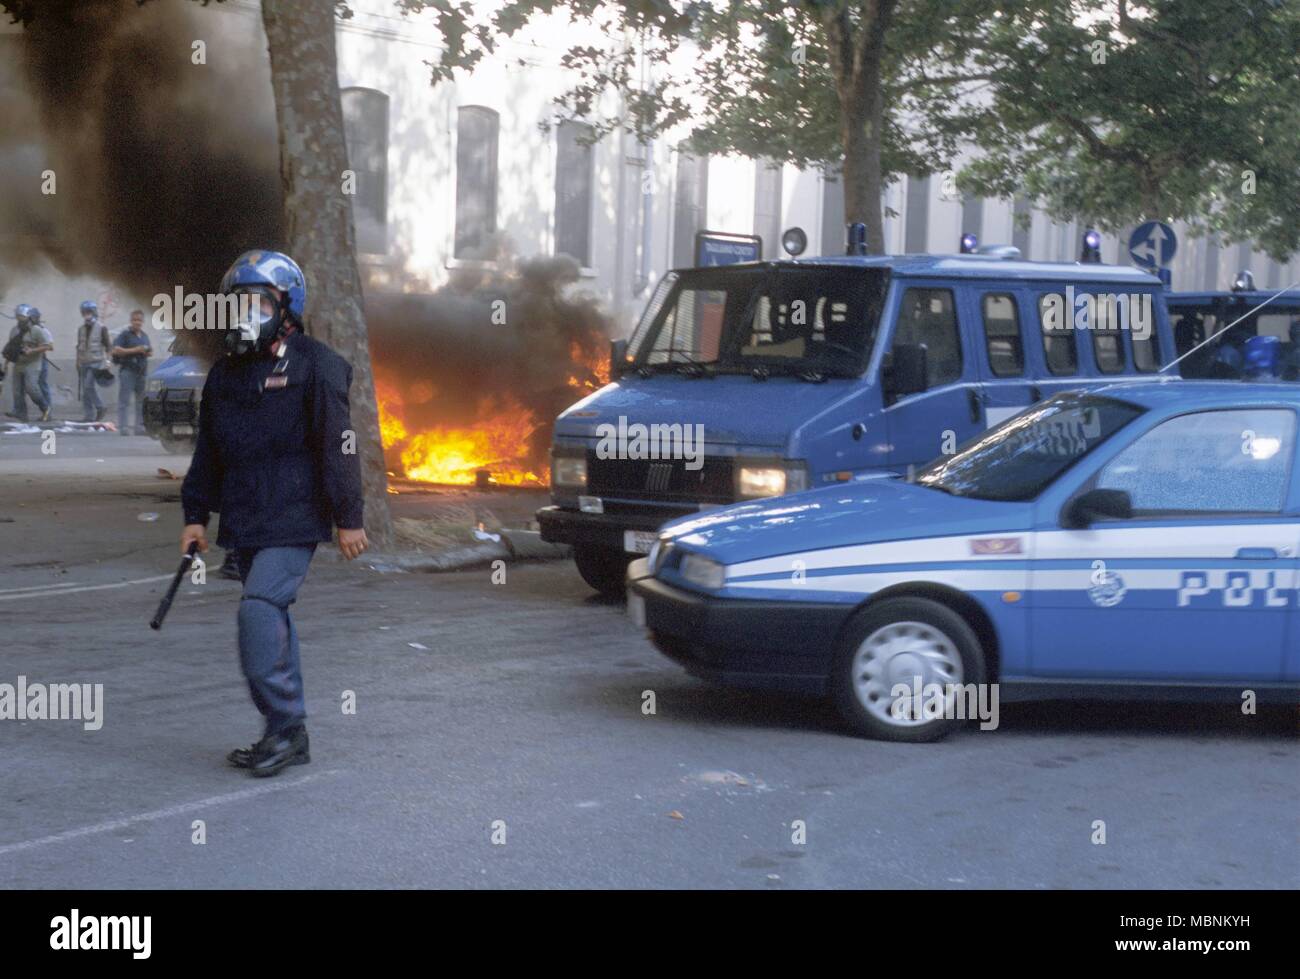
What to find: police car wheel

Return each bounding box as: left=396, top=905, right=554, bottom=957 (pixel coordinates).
left=572, top=544, right=633, bottom=599
left=831, top=598, right=985, bottom=743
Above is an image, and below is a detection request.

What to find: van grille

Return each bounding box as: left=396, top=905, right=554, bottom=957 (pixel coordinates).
left=586, top=453, right=733, bottom=503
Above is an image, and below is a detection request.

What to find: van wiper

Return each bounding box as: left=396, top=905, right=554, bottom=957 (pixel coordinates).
left=661, top=349, right=716, bottom=377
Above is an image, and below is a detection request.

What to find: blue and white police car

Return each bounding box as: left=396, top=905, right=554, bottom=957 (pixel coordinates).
left=626, top=380, right=1300, bottom=741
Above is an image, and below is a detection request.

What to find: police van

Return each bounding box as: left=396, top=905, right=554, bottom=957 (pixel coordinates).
left=540, top=246, right=1173, bottom=595
left=1168, top=276, right=1300, bottom=379
left=626, top=381, right=1300, bottom=741
left=142, top=341, right=207, bottom=454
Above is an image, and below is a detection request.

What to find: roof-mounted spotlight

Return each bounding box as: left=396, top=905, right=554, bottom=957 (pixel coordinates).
left=959, top=232, right=978, bottom=254
left=1080, top=228, right=1102, bottom=263
left=845, top=222, right=868, bottom=256
left=1232, top=269, right=1256, bottom=292
left=781, top=226, right=807, bottom=258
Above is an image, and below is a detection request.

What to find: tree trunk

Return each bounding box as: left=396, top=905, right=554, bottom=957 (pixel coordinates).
left=821, top=0, right=894, bottom=254
left=261, top=0, right=393, bottom=548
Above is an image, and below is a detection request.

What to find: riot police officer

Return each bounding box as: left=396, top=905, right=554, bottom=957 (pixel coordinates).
left=180, top=250, right=369, bottom=777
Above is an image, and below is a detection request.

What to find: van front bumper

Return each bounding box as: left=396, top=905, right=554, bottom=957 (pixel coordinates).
left=536, top=504, right=694, bottom=551
left=142, top=388, right=199, bottom=438
left=625, top=558, right=851, bottom=694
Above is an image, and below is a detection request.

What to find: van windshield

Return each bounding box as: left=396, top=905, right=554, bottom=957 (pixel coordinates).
left=914, top=393, right=1144, bottom=501
left=627, top=265, right=888, bottom=378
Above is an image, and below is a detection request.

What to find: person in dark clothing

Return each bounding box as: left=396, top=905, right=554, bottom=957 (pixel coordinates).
left=181, top=250, right=369, bottom=777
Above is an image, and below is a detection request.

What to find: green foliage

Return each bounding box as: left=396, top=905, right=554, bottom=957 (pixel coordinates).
left=930, top=0, right=1300, bottom=259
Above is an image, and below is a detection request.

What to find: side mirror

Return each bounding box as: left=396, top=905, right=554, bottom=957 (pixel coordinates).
left=1064, top=488, right=1132, bottom=528
left=885, top=343, right=928, bottom=400
left=610, top=338, right=629, bottom=379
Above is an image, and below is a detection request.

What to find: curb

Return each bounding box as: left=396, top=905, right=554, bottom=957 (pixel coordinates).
left=360, top=529, right=570, bottom=574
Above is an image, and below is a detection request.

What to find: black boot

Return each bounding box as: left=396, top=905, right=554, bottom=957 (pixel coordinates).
left=246, top=725, right=310, bottom=778
left=226, top=740, right=260, bottom=769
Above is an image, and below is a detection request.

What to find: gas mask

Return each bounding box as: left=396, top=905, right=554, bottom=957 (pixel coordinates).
left=224, top=286, right=288, bottom=357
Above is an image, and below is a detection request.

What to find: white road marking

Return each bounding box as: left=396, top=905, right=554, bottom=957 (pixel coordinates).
left=0, top=770, right=342, bottom=858
left=0, top=582, right=87, bottom=595
left=0, top=573, right=174, bottom=601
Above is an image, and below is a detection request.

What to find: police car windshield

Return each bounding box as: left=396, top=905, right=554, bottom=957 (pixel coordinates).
left=627, top=265, right=886, bottom=378
left=915, top=393, right=1144, bottom=501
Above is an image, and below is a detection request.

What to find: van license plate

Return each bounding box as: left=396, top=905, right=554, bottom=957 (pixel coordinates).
left=623, top=531, right=656, bottom=554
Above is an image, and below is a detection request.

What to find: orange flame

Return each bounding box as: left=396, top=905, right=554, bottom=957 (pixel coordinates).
left=377, top=338, right=608, bottom=487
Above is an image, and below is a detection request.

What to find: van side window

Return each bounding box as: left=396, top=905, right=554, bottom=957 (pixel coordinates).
left=1092, top=331, right=1126, bottom=373
left=1132, top=324, right=1161, bottom=372
left=894, top=288, right=962, bottom=386
left=1090, top=295, right=1127, bottom=374
left=1037, top=293, right=1077, bottom=376
left=981, top=293, right=1023, bottom=377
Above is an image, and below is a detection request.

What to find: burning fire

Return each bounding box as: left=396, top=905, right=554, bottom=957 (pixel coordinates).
left=567, top=340, right=611, bottom=392
left=378, top=379, right=545, bottom=486
left=376, top=338, right=610, bottom=488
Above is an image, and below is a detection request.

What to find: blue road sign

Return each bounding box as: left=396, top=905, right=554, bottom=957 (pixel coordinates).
left=695, top=231, right=762, bottom=267
left=1129, top=221, right=1177, bottom=270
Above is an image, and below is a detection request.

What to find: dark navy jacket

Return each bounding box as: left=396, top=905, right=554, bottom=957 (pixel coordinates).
left=181, top=332, right=365, bottom=549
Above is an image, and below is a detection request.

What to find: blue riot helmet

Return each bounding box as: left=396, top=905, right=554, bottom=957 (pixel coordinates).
left=26, top=307, right=41, bottom=325
left=218, top=250, right=307, bottom=356
left=80, top=300, right=98, bottom=318
left=1242, top=335, right=1281, bottom=380
left=13, top=303, right=32, bottom=324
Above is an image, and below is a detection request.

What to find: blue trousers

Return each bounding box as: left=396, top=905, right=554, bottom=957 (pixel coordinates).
left=235, top=545, right=316, bottom=737
left=118, top=367, right=146, bottom=432
left=11, top=361, right=48, bottom=418
left=80, top=364, right=103, bottom=418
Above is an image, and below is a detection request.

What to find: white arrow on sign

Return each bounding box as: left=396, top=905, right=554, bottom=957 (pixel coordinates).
left=1132, top=224, right=1168, bottom=267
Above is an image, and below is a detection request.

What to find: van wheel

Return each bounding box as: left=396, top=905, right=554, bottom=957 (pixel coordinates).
left=573, top=544, right=633, bottom=598
left=830, top=597, right=986, bottom=742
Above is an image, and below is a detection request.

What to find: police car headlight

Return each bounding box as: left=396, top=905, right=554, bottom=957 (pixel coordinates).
left=735, top=461, right=808, bottom=499
left=679, top=553, right=725, bottom=590
left=552, top=454, right=587, bottom=489
left=146, top=379, right=164, bottom=394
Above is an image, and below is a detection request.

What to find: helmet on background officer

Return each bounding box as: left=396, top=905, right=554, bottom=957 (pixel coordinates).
left=80, top=300, right=98, bottom=322
left=218, top=250, right=307, bottom=356
left=13, top=303, right=32, bottom=325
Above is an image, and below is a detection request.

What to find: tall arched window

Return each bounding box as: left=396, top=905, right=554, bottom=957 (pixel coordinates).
left=554, top=120, right=594, bottom=266
left=754, top=160, right=783, bottom=259
left=455, top=106, right=499, bottom=259
left=340, top=87, right=389, bottom=255
left=820, top=168, right=845, bottom=256
left=672, top=148, right=708, bottom=267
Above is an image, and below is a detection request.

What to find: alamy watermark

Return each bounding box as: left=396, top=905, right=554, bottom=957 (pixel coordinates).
left=595, top=415, right=705, bottom=470
left=1042, top=287, right=1154, bottom=340
left=0, top=676, right=104, bottom=730
left=150, top=288, right=258, bottom=332
left=890, top=679, right=1000, bottom=730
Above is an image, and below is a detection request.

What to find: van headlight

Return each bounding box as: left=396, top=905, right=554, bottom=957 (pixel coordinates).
left=735, top=460, right=808, bottom=499
left=552, top=453, right=587, bottom=489
left=679, top=553, right=725, bottom=590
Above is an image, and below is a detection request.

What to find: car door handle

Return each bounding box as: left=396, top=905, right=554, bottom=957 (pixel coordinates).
left=1234, top=547, right=1278, bottom=559
left=967, top=388, right=982, bottom=423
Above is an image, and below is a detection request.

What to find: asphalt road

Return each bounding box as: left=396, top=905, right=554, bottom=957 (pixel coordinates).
left=1, top=431, right=1297, bottom=888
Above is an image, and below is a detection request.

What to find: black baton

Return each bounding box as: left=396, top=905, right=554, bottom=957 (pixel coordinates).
left=151, top=541, right=200, bottom=630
